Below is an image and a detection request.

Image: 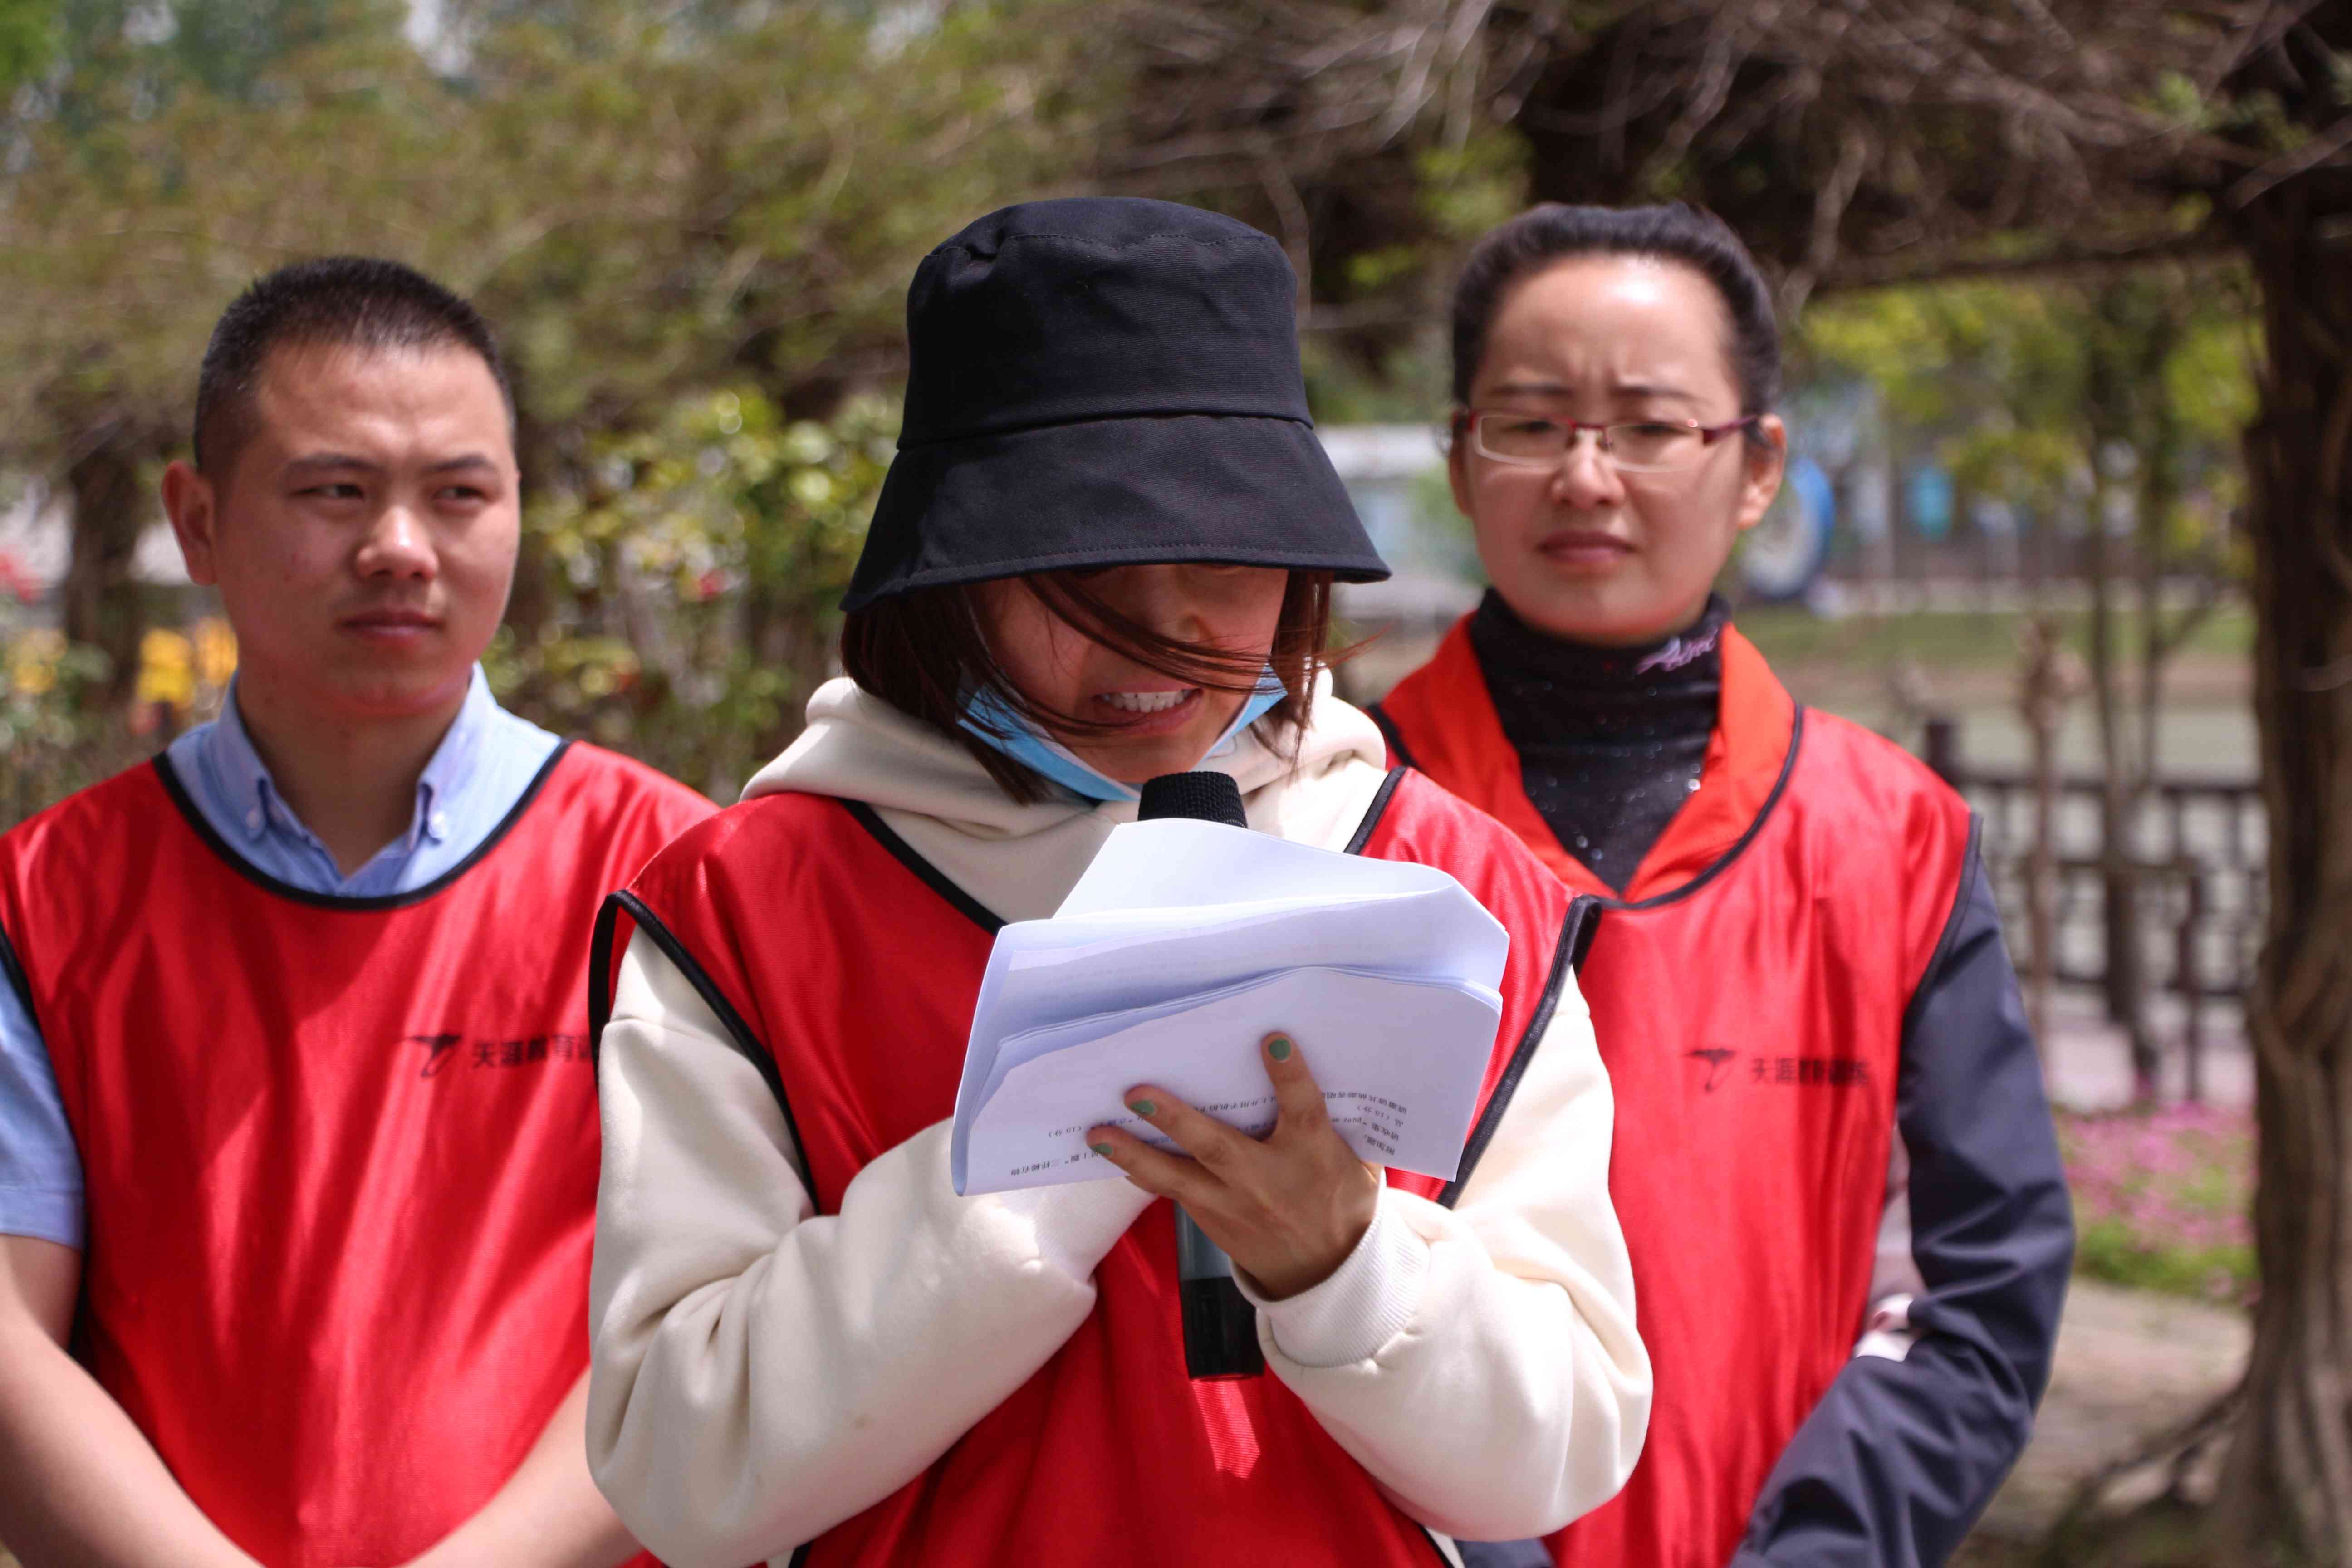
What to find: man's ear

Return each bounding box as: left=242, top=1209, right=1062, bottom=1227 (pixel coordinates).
left=160, top=461, right=221, bottom=587
left=1733, top=415, right=1788, bottom=534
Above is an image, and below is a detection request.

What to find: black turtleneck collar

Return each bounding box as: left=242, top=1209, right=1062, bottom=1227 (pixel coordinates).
left=1467, top=590, right=1728, bottom=895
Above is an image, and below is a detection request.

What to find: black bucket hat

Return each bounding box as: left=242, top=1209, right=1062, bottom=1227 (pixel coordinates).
left=841, top=197, right=1391, bottom=612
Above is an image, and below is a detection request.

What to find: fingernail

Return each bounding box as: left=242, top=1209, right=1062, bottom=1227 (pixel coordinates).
left=1268, top=1035, right=1294, bottom=1061
left=1090, top=1142, right=1113, bottom=1156
left=1128, top=1099, right=1156, bottom=1117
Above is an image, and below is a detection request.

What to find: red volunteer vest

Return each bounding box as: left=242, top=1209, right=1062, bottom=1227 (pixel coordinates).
left=0, top=744, right=710, bottom=1568
left=1374, top=620, right=1973, bottom=1568
left=596, top=772, right=1593, bottom=1568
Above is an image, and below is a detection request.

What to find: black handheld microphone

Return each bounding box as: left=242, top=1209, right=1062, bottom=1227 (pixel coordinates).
left=1137, top=770, right=1267, bottom=1381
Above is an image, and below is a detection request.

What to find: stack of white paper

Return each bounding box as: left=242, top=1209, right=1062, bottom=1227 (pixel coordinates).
left=950, top=818, right=1509, bottom=1195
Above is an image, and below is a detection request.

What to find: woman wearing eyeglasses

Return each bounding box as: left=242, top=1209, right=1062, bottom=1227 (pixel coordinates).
left=1372, top=205, right=2073, bottom=1568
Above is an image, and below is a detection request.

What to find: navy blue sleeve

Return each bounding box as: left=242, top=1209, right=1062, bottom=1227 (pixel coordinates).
left=1729, top=836, right=2074, bottom=1568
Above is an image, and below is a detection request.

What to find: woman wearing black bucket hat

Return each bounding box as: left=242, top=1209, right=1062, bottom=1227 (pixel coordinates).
left=582, top=197, right=1649, bottom=1568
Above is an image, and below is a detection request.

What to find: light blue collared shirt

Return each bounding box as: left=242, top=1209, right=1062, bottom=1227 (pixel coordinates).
left=0, top=668, right=563, bottom=1247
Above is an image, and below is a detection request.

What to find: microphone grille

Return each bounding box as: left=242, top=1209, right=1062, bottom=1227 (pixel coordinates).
left=1137, top=771, right=1247, bottom=828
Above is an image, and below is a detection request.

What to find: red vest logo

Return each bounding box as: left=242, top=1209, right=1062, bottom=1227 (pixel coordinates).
left=405, top=1032, right=590, bottom=1079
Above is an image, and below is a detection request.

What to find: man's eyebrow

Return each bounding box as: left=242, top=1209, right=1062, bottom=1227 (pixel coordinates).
left=426, top=453, right=501, bottom=475
left=283, top=451, right=383, bottom=475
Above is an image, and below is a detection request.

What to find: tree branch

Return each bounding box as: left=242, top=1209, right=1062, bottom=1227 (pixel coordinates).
left=1819, top=223, right=2234, bottom=292
left=2229, top=113, right=2352, bottom=207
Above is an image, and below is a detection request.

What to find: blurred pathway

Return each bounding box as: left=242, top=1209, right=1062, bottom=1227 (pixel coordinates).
left=1993, top=990, right=2255, bottom=1550
left=2039, top=990, right=2252, bottom=1112
left=1974, top=1279, right=2249, bottom=1542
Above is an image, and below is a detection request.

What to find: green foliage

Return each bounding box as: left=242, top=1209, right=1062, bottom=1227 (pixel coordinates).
left=1301, top=333, right=1448, bottom=424
left=449, top=0, right=1098, bottom=427
left=490, top=389, right=894, bottom=797
left=1343, top=244, right=1425, bottom=296
left=1737, top=603, right=2255, bottom=678
left=0, top=632, right=153, bottom=828
left=0, top=9, right=455, bottom=500
left=1794, top=265, right=2254, bottom=580
left=166, top=0, right=405, bottom=100
left=0, top=0, right=59, bottom=94
left=2147, top=69, right=2206, bottom=130
left=1413, top=131, right=1531, bottom=243
left=2, top=0, right=1100, bottom=459
left=2164, top=284, right=2261, bottom=444
left=2073, top=1217, right=2254, bottom=1304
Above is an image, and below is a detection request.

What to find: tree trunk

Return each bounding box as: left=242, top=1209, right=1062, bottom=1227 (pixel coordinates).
left=59, top=415, right=151, bottom=708
left=2210, top=172, right=2352, bottom=1566
left=2086, top=452, right=2158, bottom=1100
left=503, top=406, right=561, bottom=643
left=2134, top=412, right=2181, bottom=800
left=2017, top=610, right=2070, bottom=1057
left=2135, top=322, right=2188, bottom=1094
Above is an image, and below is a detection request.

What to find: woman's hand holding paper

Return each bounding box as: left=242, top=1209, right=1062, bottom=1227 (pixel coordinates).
left=1087, top=1032, right=1381, bottom=1300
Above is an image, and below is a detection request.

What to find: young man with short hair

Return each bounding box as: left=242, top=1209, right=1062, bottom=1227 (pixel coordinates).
left=0, top=258, right=710, bottom=1568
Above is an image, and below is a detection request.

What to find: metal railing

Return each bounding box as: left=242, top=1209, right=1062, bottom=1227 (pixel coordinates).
left=1920, top=717, right=2264, bottom=1097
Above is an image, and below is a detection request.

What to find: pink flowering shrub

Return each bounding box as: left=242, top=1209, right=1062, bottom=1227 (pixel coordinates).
left=2056, top=1103, right=2255, bottom=1306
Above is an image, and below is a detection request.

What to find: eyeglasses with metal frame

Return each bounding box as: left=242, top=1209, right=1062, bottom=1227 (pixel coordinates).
left=1457, top=410, right=1763, bottom=474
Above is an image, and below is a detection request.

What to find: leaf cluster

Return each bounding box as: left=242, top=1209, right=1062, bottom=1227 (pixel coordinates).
left=491, top=388, right=896, bottom=796
left=1796, top=262, right=2257, bottom=563
left=0, top=0, right=1102, bottom=484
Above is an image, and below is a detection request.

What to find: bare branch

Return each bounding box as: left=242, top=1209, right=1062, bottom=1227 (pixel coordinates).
left=2229, top=113, right=2352, bottom=207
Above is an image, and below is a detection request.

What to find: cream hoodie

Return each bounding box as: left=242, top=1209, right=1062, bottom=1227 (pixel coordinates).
left=586, top=677, right=1651, bottom=1568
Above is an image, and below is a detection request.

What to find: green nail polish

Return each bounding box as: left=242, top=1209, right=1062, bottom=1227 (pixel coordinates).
left=1129, top=1099, right=1156, bottom=1117
left=1090, top=1142, right=1113, bottom=1156
left=1269, top=1035, right=1294, bottom=1061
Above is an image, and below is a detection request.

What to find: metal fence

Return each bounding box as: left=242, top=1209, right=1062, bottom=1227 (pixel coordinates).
left=1921, top=718, right=2264, bottom=1096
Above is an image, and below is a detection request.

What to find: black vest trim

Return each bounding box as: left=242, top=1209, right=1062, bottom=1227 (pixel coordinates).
left=844, top=800, right=1007, bottom=935
left=843, top=771, right=1410, bottom=931
left=588, top=889, right=816, bottom=1200
left=1366, top=701, right=1420, bottom=771
left=149, top=741, right=574, bottom=912
left=1343, top=767, right=1410, bottom=855
left=1435, top=893, right=1595, bottom=1210
left=1599, top=706, right=1808, bottom=913
left=1899, top=814, right=1987, bottom=1044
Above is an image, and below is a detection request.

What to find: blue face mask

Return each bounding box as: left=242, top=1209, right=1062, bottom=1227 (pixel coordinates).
left=960, top=669, right=1288, bottom=804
